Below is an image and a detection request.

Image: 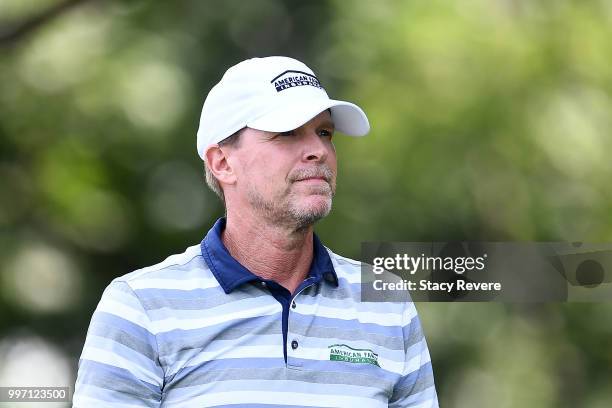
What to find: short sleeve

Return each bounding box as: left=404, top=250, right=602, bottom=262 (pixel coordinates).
left=73, top=280, right=164, bottom=407
left=389, top=302, right=439, bottom=407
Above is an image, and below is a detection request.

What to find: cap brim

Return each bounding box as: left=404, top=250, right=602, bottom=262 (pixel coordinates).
left=247, top=98, right=370, bottom=136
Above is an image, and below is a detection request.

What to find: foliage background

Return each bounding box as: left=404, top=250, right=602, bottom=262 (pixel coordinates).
left=1, top=0, right=611, bottom=406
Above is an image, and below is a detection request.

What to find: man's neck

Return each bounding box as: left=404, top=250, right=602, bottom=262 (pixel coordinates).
left=222, top=213, right=314, bottom=294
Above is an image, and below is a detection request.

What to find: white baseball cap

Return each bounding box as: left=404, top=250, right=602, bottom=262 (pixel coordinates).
left=196, top=56, right=370, bottom=159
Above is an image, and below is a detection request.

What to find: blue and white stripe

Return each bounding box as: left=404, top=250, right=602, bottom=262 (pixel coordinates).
left=74, top=218, right=438, bottom=407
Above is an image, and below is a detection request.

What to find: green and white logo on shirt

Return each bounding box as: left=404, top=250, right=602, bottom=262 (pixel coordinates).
left=328, top=344, right=379, bottom=367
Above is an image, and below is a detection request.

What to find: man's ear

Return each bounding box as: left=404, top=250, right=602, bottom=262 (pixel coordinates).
left=205, top=145, right=237, bottom=185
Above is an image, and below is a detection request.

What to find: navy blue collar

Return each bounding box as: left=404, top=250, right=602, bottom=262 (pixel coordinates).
left=201, top=218, right=338, bottom=294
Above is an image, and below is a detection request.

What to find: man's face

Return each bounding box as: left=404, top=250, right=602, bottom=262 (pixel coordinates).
left=227, top=110, right=337, bottom=230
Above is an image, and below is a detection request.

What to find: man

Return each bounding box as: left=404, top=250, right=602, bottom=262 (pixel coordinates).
left=73, top=56, right=439, bottom=407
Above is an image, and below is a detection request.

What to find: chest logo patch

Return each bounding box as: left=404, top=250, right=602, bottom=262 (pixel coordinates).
left=328, top=344, right=380, bottom=367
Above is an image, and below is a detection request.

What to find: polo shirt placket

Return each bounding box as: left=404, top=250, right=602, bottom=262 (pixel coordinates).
left=201, top=217, right=338, bottom=367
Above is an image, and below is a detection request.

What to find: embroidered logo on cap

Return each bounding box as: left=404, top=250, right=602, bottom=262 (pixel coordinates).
left=328, top=344, right=380, bottom=367
left=271, top=70, right=323, bottom=92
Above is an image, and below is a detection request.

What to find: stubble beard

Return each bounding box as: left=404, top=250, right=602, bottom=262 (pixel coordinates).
left=247, top=168, right=336, bottom=231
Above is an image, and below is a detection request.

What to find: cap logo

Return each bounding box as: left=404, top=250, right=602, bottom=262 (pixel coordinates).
left=270, top=70, right=323, bottom=92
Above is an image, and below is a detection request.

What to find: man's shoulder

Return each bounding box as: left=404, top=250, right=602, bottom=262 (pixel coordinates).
left=324, top=247, right=362, bottom=279
left=113, top=243, right=213, bottom=289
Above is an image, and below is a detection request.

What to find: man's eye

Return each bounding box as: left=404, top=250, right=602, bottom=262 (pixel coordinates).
left=319, top=129, right=333, bottom=138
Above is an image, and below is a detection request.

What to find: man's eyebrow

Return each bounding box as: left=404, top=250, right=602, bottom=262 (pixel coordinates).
left=318, top=120, right=335, bottom=129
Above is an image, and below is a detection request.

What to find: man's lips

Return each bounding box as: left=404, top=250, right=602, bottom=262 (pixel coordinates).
left=296, top=177, right=328, bottom=183
left=290, top=166, right=334, bottom=185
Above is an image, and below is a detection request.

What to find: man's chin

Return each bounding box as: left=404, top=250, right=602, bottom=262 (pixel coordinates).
left=289, top=197, right=332, bottom=228
left=299, top=195, right=332, bottom=212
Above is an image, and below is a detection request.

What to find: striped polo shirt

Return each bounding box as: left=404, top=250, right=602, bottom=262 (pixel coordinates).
left=73, top=218, right=438, bottom=407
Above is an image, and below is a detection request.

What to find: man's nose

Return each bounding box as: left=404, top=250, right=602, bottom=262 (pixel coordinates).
left=302, top=131, right=329, bottom=162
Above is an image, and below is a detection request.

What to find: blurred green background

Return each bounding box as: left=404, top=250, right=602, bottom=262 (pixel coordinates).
left=1, top=0, right=612, bottom=406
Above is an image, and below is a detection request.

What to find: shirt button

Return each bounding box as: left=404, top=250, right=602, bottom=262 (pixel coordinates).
left=260, top=281, right=266, bottom=287
left=291, top=301, right=296, bottom=309
left=291, top=340, right=299, bottom=350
